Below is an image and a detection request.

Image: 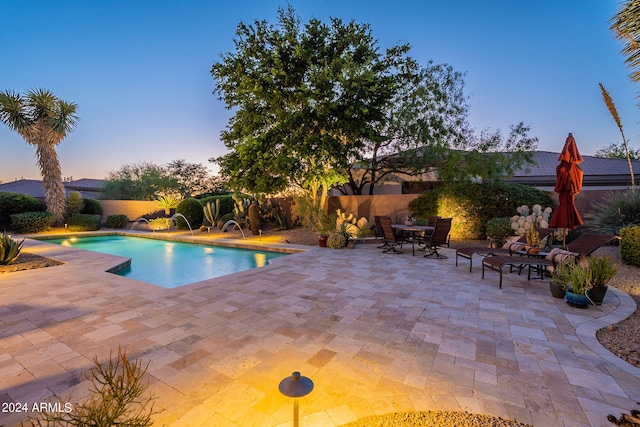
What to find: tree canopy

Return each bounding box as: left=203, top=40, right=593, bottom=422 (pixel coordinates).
left=211, top=6, right=537, bottom=198
left=103, top=160, right=217, bottom=200
left=594, top=142, right=640, bottom=160
left=211, top=5, right=410, bottom=199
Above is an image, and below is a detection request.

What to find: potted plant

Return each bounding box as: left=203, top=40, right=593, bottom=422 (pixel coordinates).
left=586, top=256, right=617, bottom=305
left=485, top=217, right=512, bottom=248
left=564, top=259, right=592, bottom=308
left=549, top=263, right=570, bottom=298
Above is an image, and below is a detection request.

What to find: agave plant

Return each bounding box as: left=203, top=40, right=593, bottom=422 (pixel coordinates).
left=0, top=232, right=24, bottom=265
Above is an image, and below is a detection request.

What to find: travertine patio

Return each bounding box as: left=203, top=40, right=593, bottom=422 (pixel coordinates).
left=1, top=233, right=639, bottom=427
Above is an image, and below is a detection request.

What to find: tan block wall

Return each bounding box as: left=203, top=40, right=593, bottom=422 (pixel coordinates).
left=327, top=189, right=618, bottom=225
left=100, top=200, right=159, bottom=221
left=327, top=195, right=420, bottom=222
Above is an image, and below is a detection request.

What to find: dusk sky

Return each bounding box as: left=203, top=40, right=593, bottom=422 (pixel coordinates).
left=1, top=0, right=638, bottom=183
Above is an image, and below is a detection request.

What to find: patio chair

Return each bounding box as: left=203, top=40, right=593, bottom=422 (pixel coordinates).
left=379, top=216, right=404, bottom=254
left=481, top=233, right=617, bottom=288
left=374, top=215, right=386, bottom=241
left=422, top=217, right=452, bottom=259
left=455, top=228, right=554, bottom=273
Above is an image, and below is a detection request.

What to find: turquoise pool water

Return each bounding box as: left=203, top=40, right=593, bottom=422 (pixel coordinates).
left=43, top=235, right=287, bottom=288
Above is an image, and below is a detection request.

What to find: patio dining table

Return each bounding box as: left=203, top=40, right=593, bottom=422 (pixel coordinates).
left=391, top=224, right=435, bottom=256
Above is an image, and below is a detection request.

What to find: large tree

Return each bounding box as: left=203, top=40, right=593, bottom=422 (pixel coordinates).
left=211, top=5, right=409, bottom=205
left=0, top=89, right=78, bottom=224
left=212, top=6, right=536, bottom=199
left=594, top=142, right=640, bottom=160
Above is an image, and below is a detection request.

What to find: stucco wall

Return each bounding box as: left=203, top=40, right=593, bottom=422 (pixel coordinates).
left=327, top=189, right=621, bottom=224
left=100, top=200, right=159, bottom=221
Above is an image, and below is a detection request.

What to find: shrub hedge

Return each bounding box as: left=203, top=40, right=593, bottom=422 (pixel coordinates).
left=176, top=198, right=203, bottom=230
left=0, top=192, right=44, bottom=230
left=81, top=198, right=104, bottom=216
left=105, top=214, right=128, bottom=229
left=620, top=225, right=640, bottom=267
left=408, top=182, right=554, bottom=240
left=10, top=212, right=55, bottom=233
left=67, top=214, right=102, bottom=231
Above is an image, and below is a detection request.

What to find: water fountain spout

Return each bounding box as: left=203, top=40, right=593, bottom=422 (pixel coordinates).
left=221, top=220, right=246, bottom=239
left=133, top=217, right=154, bottom=232
left=170, top=213, right=194, bottom=235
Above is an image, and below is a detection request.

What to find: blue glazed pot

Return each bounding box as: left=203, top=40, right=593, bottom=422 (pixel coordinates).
left=566, top=290, right=589, bottom=308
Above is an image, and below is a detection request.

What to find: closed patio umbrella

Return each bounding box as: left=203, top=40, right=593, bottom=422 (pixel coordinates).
left=549, top=133, right=584, bottom=247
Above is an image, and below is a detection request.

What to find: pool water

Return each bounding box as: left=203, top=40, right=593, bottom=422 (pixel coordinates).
left=43, top=235, right=287, bottom=288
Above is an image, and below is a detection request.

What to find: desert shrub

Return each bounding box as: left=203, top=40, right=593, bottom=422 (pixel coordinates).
left=105, top=214, right=128, bottom=229
left=585, top=191, right=640, bottom=235
left=25, top=347, right=157, bottom=427
left=10, top=211, right=55, bottom=233
left=199, top=195, right=234, bottom=216
left=619, top=225, right=640, bottom=267
left=408, top=190, right=439, bottom=218
left=327, top=232, right=347, bottom=249
left=409, top=182, right=553, bottom=240
left=67, top=214, right=101, bottom=231
left=65, top=191, right=85, bottom=218
left=486, top=217, right=512, bottom=241
left=175, top=198, right=203, bottom=229
left=81, top=198, right=104, bottom=216
left=219, top=212, right=235, bottom=228
left=0, top=192, right=44, bottom=229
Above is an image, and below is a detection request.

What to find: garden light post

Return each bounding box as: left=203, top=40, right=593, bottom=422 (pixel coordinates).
left=279, top=371, right=313, bottom=427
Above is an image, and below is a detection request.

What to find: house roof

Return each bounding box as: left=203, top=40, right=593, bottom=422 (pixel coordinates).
left=509, top=151, right=640, bottom=187
left=0, top=178, right=106, bottom=199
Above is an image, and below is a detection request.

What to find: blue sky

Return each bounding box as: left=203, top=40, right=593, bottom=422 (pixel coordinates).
left=1, top=0, right=638, bottom=183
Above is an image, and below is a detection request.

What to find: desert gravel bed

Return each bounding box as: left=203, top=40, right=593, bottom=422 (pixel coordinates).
left=338, top=411, right=532, bottom=427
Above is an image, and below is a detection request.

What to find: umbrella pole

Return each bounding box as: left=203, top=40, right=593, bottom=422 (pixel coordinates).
left=562, top=228, right=567, bottom=249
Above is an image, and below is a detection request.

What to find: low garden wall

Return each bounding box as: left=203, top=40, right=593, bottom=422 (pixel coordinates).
left=100, top=200, right=158, bottom=221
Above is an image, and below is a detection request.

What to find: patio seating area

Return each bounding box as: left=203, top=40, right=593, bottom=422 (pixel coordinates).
left=1, top=234, right=639, bottom=427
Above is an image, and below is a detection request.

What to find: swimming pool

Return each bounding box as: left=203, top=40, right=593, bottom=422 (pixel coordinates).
left=43, top=235, right=287, bottom=288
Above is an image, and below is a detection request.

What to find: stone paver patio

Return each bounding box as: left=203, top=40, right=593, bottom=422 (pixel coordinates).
left=1, top=232, right=639, bottom=427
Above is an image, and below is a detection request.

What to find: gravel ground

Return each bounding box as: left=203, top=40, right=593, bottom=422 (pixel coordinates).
left=337, top=411, right=532, bottom=427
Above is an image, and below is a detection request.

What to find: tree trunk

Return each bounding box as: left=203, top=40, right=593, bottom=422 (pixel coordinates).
left=36, top=142, right=66, bottom=225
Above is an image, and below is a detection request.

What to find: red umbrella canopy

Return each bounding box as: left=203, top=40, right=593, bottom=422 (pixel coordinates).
left=549, top=133, right=584, bottom=230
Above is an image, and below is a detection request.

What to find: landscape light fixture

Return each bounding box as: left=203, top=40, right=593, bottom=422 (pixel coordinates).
left=279, top=371, right=314, bottom=427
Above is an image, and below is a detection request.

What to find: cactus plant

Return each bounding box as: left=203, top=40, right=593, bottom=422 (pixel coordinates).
left=1, top=232, right=24, bottom=265
left=203, top=199, right=220, bottom=226
left=248, top=203, right=261, bottom=235
left=232, top=193, right=250, bottom=226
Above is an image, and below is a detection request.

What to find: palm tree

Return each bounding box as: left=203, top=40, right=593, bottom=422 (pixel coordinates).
left=610, top=0, right=640, bottom=105
left=0, top=89, right=78, bottom=225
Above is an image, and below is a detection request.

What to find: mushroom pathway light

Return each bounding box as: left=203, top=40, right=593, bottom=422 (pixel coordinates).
left=279, top=371, right=314, bottom=427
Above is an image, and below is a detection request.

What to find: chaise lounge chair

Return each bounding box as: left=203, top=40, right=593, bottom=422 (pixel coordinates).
left=455, top=228, right=554, bottom=272
left=481, top=233, right=617, bottom=288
